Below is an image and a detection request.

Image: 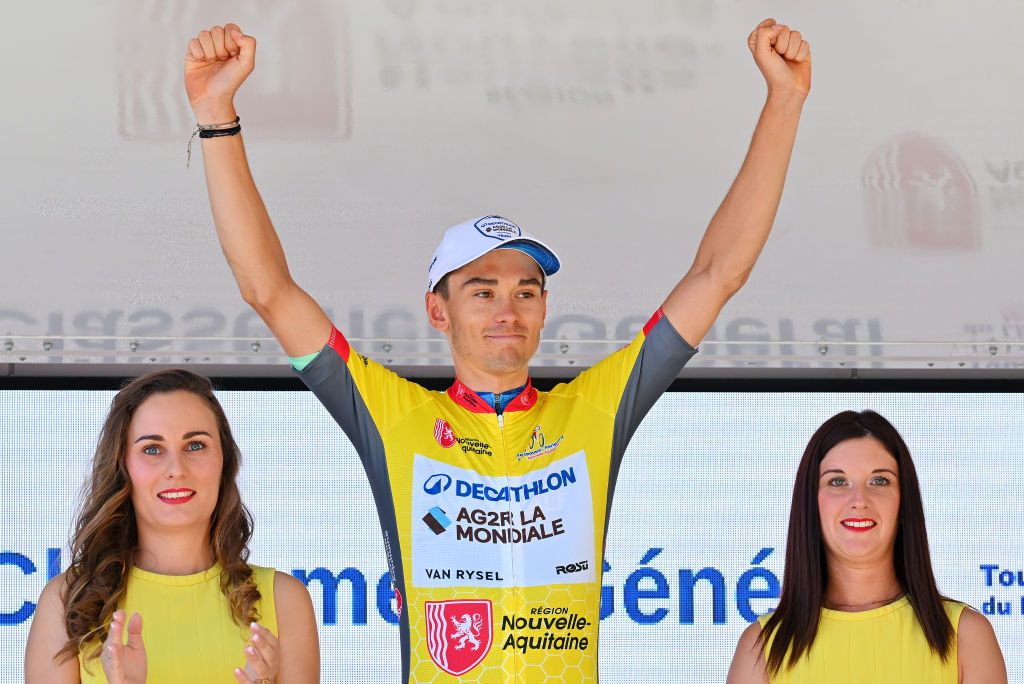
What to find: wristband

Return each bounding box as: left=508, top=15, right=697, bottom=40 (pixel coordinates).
left=198, top=125, right=241, bottom=138
left=187, top=117, right=242, bottom=168
left=198, top=116, right=240, bottom=131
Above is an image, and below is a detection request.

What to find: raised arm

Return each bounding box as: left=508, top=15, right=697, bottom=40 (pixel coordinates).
left=662, top=19, right=810, bottom=347
left=185, top=24, right=331, bottom=357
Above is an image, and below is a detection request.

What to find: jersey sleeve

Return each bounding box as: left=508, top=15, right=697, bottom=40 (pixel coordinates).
left=291, top=327, right=417, bottom=681
left=568, top=309, right=696, bottom=426
left=564, top=309, right=697, bottom=521
left=292, top=325, right=430, bottom=472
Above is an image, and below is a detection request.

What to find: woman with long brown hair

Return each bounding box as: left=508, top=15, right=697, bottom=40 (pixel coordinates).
left=727, top=410, right=1005, bottom=683
left=25, top=369, right=319, bottom=683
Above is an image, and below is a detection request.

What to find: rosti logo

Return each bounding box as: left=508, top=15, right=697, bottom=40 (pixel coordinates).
left=423, top=474, right=453, bottom=495
left=555, top=560, right=589, bottom=575
left=434, top=418, right=456, bottom=448
left=422, top=468, right=578, bottom=502
left=473, top=215, right=521, bottom=241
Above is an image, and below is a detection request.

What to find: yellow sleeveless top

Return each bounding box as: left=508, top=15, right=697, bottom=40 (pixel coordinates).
left=79, top=564, right=278, bottom=684
left=758, top=597, right=964, bottom=683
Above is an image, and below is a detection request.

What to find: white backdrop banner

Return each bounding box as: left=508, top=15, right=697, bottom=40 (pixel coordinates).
left=1, top=390, right=1020, bottom=681
left=1, top=1, right=1023, bottom=370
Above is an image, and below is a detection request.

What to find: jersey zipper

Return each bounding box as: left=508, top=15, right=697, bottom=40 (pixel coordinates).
left=496, top=409, right=522, bottom=681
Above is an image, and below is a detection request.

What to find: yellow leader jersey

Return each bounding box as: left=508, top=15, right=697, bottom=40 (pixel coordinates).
left=758, top=597, right=966, bottom=683
left=80, top=564, right=277, bottom=683
left=295, top=310, right=695, bottom=683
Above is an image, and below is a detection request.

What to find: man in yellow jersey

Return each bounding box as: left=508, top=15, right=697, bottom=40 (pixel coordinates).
left=185, top=17, right=811, bottom=683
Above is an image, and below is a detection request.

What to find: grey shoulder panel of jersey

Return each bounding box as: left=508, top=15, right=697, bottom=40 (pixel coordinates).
left=293, top=345, right=412, bottom=682
left=603, top=315, right=697, bottom=546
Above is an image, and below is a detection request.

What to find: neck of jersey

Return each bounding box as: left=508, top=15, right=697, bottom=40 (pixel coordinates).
left=470, top=382, right=528, bottom=415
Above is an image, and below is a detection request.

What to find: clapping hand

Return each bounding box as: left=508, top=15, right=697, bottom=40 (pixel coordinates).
left=233, top=622, right=280, bottom=684
left=101, top=610, right=146, bottom=684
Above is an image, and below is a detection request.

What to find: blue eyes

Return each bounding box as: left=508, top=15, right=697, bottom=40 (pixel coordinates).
left=825, top=476, right=892, bottom=487
left=141, top=441, right=206, bottom=456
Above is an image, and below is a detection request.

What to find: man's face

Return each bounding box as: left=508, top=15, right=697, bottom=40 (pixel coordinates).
left=426, top=249, right=547, bottom=381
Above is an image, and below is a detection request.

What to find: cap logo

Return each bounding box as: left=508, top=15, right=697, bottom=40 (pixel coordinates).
left=473, top=216, right=521, bottom=242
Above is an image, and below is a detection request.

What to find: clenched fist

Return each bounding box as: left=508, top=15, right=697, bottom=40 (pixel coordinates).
left=748, top=18, right=811, bottom=99
left=184, top=23, right=256, bottom=122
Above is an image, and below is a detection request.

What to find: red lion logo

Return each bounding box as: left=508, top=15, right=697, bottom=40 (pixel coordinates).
left=434, top=418, right=456, bottom=448
left=425, top=600, right=493, bottom=676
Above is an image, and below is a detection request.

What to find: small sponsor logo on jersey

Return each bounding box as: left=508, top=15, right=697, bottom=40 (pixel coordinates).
left=500, top=609, right=592, bottom=653
left=453, top=505, right=566, bottom=544
left=424, top=567, right=505, bottom=582
left=554, top=560, right=589, bottom=575
left=423, top=473, right=453, bottom=495
left=516, top=426, right=565, bottom=461
left=434, top=419, right=457, bottom=448
left=456, top=386, right=486, bottom=410
left=457, top=436, right=493, bottom=457
left=425, top=599, right=493, bottom=676
left=474, top=215, right=521, bottom=241
left=422, top=468, right=577, bottom=502
left=530, top=426, right=545, bottom=449
left=422, top=506, right=452, bottom=535
left=394, top=585, right=403, bottom=618
left=517, top=388, right=537, bottom=407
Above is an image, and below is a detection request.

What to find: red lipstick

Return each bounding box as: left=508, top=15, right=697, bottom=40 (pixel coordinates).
left=157, top=488, right=196, bottom=505
left=840, top=517, right=876, bottom=532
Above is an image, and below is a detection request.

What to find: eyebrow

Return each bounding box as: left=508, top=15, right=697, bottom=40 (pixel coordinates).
left=460, top=277, right=543, bottom=289
left=461, top=277, right=498, bottom=288
left=133, top=430, right=213, bottom=444
left=820, top=468, right=898, bottom=477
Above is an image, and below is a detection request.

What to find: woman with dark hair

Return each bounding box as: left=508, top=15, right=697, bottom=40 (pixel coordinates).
left=727, top=410, right=1006, bottom=683
left=24, top=369, right=319, bottom=683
